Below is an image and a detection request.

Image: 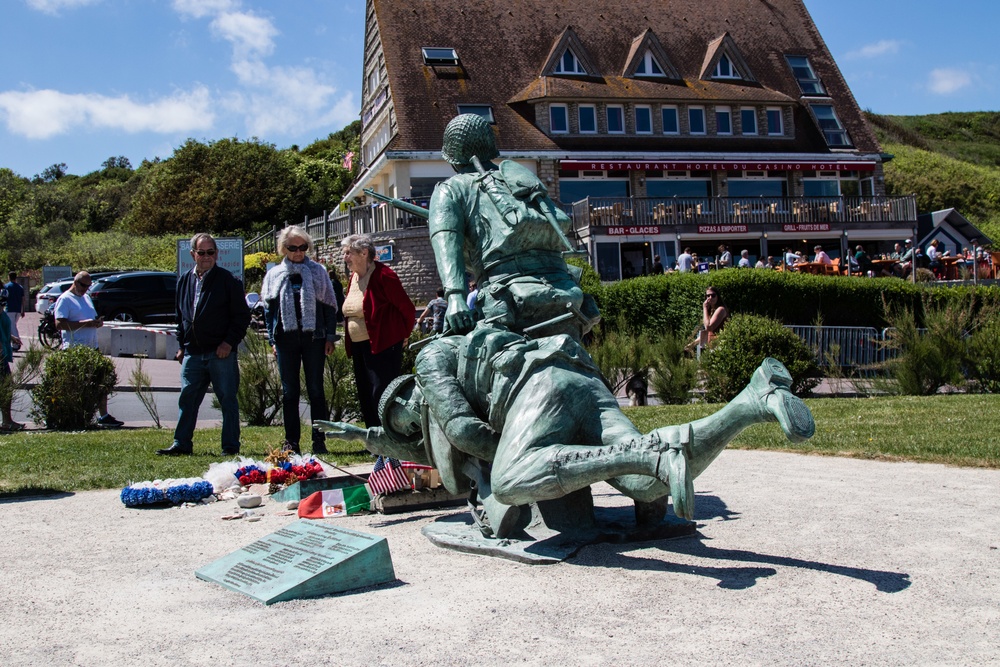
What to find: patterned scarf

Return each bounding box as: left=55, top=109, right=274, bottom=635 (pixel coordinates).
left=261, top=258, right=336, bottom=333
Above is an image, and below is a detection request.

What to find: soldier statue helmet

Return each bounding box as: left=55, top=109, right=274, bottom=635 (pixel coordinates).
left=441, top=113, right=500, bottom=169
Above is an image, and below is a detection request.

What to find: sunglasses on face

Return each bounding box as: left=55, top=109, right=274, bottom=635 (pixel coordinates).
left=194, top=249, right=216, bottom=256
left=286, top=244, right=309, bottom=252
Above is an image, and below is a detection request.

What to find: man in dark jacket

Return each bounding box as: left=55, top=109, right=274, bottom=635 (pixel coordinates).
left=157, top=233, right=251, bottom=456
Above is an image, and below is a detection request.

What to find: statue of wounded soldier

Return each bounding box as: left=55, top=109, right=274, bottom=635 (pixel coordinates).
left=319, top=114, right=815, bottom=542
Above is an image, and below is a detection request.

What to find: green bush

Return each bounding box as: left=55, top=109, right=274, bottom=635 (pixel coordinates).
left=968, top=318, right=1000, bottom=393
left=230, top=333, right=282, bottom=426
left=30, top=346, right=117, bottom=430
left=586, top=316, right=652, bottom=394
left=701, top=314, right=821, bottom=402
left=647, top=330, right=700, bottom=404
left=323, top=345, right=361, bottom=422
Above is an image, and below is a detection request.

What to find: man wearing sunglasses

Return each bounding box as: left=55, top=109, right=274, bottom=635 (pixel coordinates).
left=158, top=233, right=250, bottom=456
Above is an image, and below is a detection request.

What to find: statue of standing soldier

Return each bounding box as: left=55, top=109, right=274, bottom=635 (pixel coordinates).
left=319, top=114, right=815, bottom=540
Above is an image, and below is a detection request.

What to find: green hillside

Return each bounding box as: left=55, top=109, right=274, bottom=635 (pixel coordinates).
left=866, top=111, right=1000, bottom=243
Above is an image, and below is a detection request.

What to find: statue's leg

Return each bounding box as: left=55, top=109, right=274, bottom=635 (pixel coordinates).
left=415, top=341, right=499, bottom=461
left=607, top=357, right=814, bottom=504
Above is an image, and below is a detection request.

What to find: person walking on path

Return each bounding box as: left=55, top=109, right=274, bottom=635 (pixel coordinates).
left=416, top=288, right=447, bottom=334
left=53, top=271, right=123, bottom=427
left=261, top=226, right=339, bottom=455
left=4, top=272, right=23, bottom=350
left=157, top=233, right=250, bottom=456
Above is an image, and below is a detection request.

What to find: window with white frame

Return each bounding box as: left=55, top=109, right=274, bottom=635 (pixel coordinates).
left=811, top=104, right=852, bottom=147
left=688, top=106, right=706, bottom=134
left=554, top=49, right=587, bottom=75
left=714, top=54, right=741, bottom=79
left=766, top=108, right=784, bottom=136
left=550, top=104, right=569, bottom=133
left=456, top=104, right=495, bottom=123
left=634, top=50, right=665, bottom=77
left=578, top=104, right=597, bottom=133
left=421, top=47, right=459, bottom=65
left=606, top=105, right=625, bottom=133
left=662, top=106, right=679, bottom=134
left=740, top=107, right=758, bottom=135
left=635, top=105, right=653, bottom=134
left=785, top=55, right=825, bottom=95
left=716, top=106, right=732, bottom=135
left=366, top=68, right=380, bottom=95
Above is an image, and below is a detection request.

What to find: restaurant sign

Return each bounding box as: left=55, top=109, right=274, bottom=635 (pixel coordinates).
left=783, top=223, right=832, bottom=233
left=605, top=226, right=661, bottom=236
left=560, top=160, right=876, bottom=172
left=698, top=224, right=748, bottom=234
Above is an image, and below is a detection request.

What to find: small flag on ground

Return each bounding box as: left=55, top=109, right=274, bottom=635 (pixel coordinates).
left=298, top=486, right=371, bottom=519
left=367, top=456, right=411, bottom=495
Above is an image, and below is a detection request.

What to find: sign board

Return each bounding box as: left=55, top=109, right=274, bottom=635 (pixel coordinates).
left=604, top=226, right=661, bottom=236
left=176, top=237, right=245, bottom=284
left=783, top=223, right=832, bottom=233
left=42, top=265, right=73, bottom=285
left=196, top=520, right=395, bottom=605
left=376, top=244, right=393, bottom=262
left=560, top=160, right=876, bottom=172
left=697, top=224, right=749, bottom=234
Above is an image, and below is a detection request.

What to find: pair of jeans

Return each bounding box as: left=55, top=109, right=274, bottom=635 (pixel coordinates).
left=350, top=339, right=404, bottom=427
left=275, top=330, right=328, bottom=448
left=173, top=351, right=241, bottom=452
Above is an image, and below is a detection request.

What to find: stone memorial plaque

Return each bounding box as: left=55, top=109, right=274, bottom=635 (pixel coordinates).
left=196, top=520, right=395, bottom=605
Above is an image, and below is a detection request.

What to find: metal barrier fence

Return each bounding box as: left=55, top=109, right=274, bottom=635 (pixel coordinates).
left=786, top=325, right=900, bottom=377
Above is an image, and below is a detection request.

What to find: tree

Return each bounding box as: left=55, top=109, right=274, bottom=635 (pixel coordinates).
left=101, top=156, right=133, bottom=171
left=34, top=162, right=67, bottom=183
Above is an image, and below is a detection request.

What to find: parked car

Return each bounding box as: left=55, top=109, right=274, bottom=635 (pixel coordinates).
left=34, top=271, right=133, bottom=315
left=88, top=271, right=177, bottom=324
left=34, top=279, right=74, bottom=315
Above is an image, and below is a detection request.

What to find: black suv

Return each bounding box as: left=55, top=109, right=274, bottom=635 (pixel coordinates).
left=88, top=271, right=177, bottom=324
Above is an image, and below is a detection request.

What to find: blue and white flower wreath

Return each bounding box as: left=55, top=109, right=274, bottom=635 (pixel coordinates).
left=120, top=478, right=215, bottom=507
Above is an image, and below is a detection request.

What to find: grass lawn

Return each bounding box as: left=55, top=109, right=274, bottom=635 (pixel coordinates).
left=1, top=394, right=998, bottom=497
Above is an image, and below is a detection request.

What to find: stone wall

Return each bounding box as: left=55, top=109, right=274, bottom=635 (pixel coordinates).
left=315, top=227, right=440, bottom=305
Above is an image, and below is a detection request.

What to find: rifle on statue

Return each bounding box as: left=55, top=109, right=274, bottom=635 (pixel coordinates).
left=363, top=188, right=429, bottom=220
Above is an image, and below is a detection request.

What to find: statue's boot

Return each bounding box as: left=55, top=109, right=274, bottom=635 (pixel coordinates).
left=550, top=424, right=694, bottom=518
left=608, top=357, right=815, bottom=514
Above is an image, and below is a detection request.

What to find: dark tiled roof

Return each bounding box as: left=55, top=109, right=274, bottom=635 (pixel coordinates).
left=370, top=0, right=880, bottom=155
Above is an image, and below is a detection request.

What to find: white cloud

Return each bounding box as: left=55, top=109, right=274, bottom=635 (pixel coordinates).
left=25, top=0, right=101, bottom=14
left=0, top=87, right=215, bottom=139
left=171, top=0, right=235, bottom=19
left=845, top=39, right=902, bottom=60
left=211, top=10, right=278, bottom=59
left=226, top=59, right=356, bottom=136
left=927, top=68, right=973, bottom=95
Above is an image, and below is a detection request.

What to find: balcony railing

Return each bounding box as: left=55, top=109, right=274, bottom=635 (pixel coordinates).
left=304, top=198, right=430, bottom=243
left=571, top=195, right=917, bottom=232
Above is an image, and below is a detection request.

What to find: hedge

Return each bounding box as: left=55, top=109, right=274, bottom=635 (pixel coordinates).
left=588, top=270, right=1000, bottom=336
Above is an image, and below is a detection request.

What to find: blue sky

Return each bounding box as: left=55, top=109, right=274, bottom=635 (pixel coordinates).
left=0, top=0, right=997, bottom=179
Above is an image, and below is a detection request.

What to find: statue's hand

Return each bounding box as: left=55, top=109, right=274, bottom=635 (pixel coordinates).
left=445, top=294, right=474, bottom=334
left=313, top=421, right=368, bottom=441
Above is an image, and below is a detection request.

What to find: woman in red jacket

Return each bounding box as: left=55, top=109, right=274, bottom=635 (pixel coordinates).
left=341, top=234, right=416, bottom=427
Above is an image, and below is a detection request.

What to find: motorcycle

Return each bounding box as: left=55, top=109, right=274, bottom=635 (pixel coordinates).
left=38, top=310, right=61, bottom=349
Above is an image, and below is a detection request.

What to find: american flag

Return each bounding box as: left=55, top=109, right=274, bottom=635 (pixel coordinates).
left=367, top=456, right=411, bottom=495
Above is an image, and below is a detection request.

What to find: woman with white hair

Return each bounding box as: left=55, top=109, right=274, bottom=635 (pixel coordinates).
left=340, top=233, right=416, bottom=429
left=262, top=226, right=339, bottom=454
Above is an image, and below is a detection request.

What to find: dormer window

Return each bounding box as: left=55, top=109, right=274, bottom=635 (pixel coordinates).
left=786, top=55, right=825, bottom=95
left=634, top=51, right=665, bottom=77
left=555, top=49, right=587, bottom=75
left=714, top=54, right=741, bottom=79
left=457, top=104, right=495, bottom=123
left=421, top=47, right=459, bottom=66
left=811, top=104, right=851, bottom=147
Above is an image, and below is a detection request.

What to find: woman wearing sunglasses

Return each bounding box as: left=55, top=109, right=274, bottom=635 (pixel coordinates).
left=261, top=226, right=339, bottom=454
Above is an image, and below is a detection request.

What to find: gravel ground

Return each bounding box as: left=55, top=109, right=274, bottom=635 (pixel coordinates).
left=3, top=449, right=999, bottom=667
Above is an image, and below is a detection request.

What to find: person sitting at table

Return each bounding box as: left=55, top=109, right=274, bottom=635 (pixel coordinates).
left=783, top=247, right=800, bottom=271
left=685, top=286, right=728, bottom=354
left=813, top=245, right=832, bottom=265
left=927, top=239, right=943, bottom=278
left=854, top=245, right=873, bottom=276
left=738, top=249, right=751, bottom=268
left=898, top=239, right=924, bottom=278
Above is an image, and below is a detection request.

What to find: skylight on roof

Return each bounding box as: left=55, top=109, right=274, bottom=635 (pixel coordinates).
left=457, top=104, right=495, bottom=123
left=422, top=47, right=459, bottom=66
left=786, top=55, right=825, bottom=95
